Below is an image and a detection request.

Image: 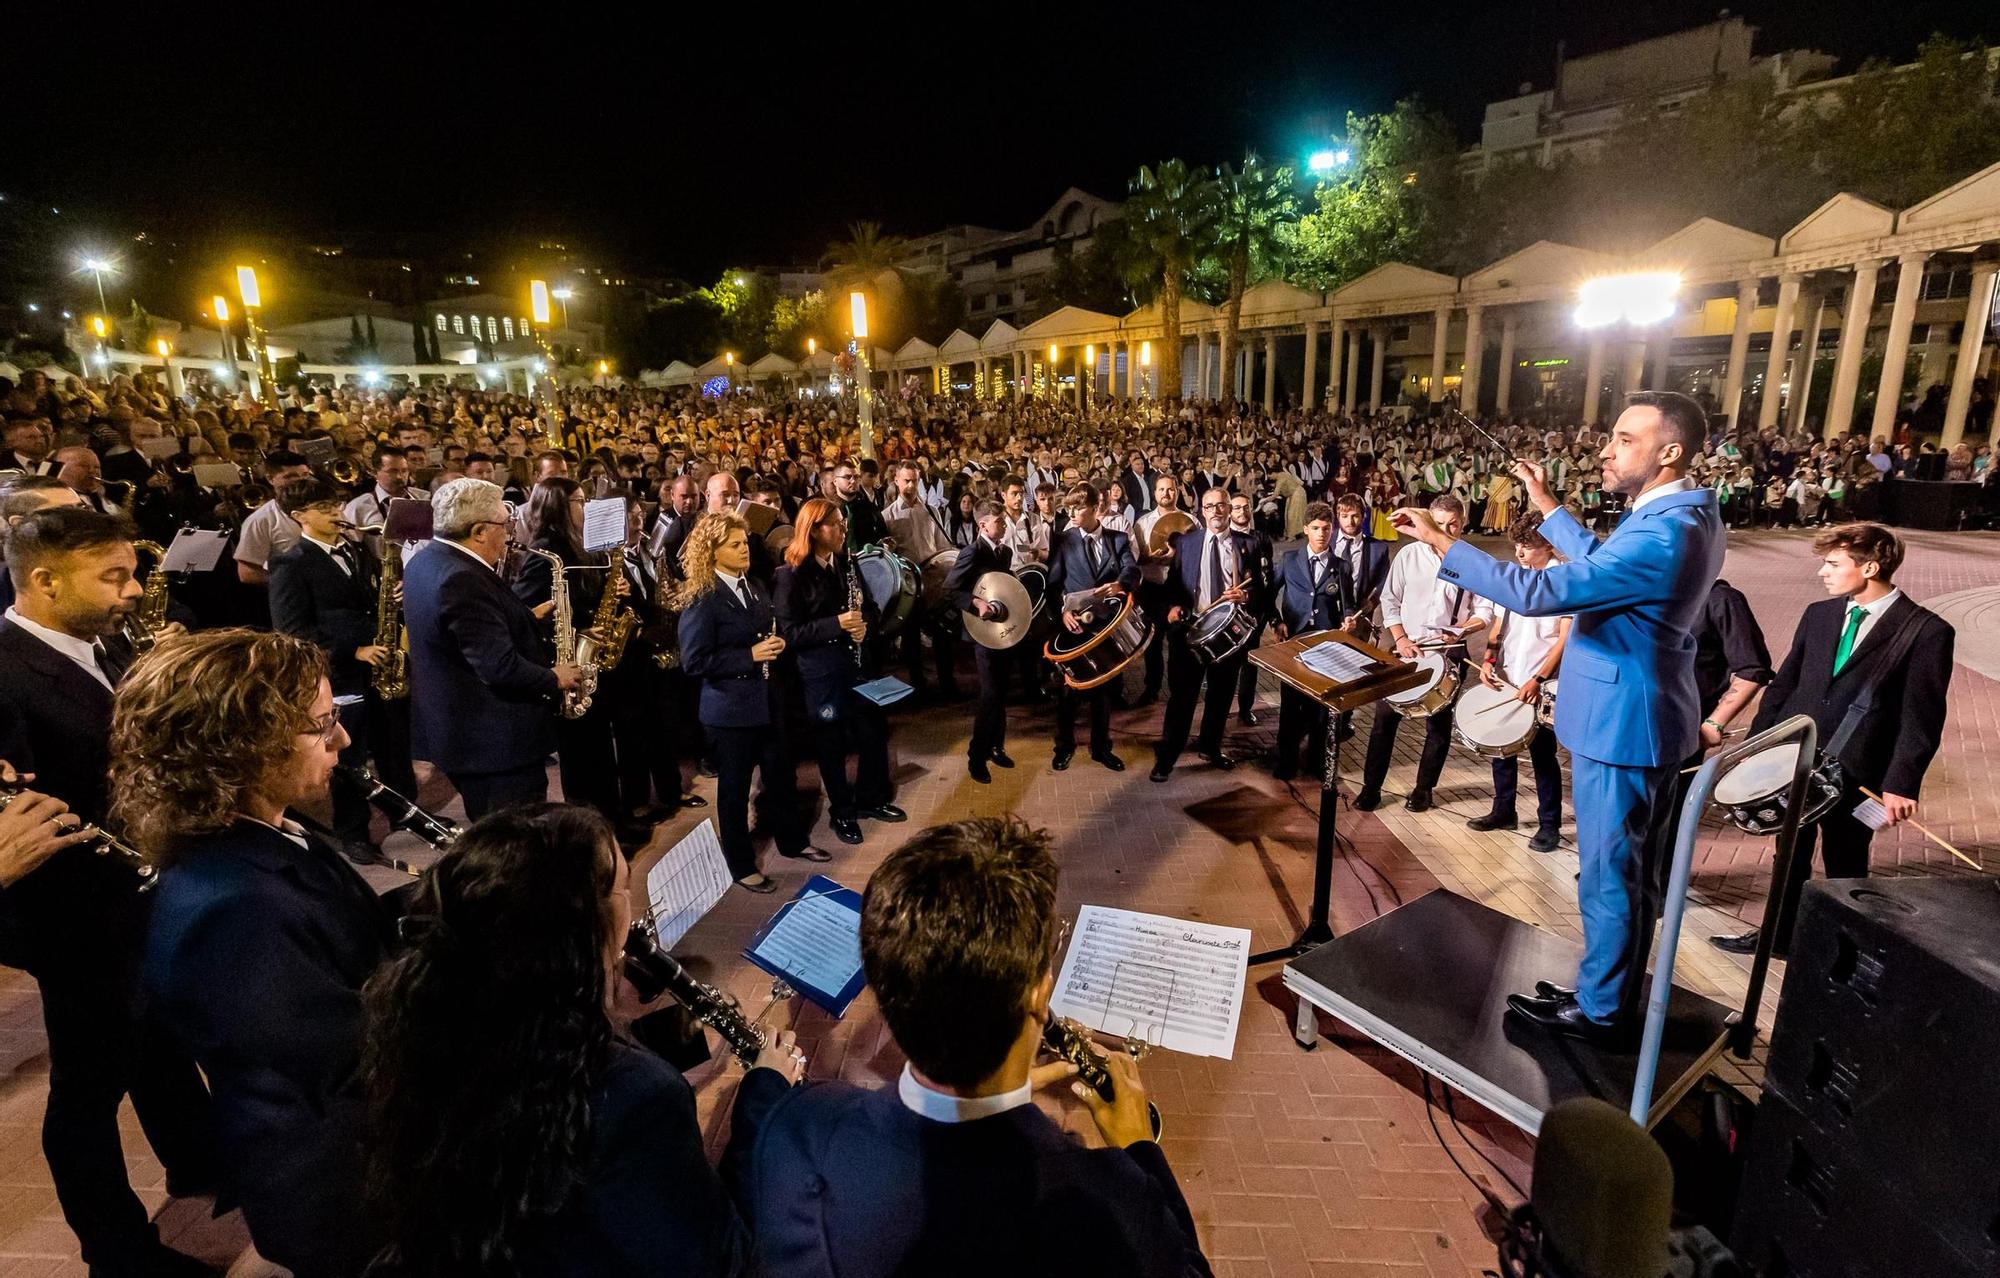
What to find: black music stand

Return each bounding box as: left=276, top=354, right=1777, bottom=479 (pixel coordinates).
left=1246, top=630, right=1425, bottom=965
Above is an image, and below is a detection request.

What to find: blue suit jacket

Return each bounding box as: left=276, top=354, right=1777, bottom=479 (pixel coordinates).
left=402, top=539, right=558, bottom=774
left=1437, top=488, right=1724, bottom=767
left=1046, top=523, right=1140, bottom=602
left=1166, top=527, right=1270, bottom=616
left=679, top=578, right=782, bottom=729
left=1273, top=546, right=1342, bottom=633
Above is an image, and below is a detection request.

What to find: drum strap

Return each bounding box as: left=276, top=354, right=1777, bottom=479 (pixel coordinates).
left=1822, top=606, right=1925, bottom=762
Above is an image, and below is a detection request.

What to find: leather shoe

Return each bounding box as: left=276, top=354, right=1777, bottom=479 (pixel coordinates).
left=1505, top=994, right=1632, bottom=1047
left=1709, top=930, right=1762, bottom=955
left=968, top=758, right=991, bottom=784
left=1052, top=749, right=1073, bottom=772
left=1404, top=789, right=1433, bottom=813
left=782, top=845, right=834, bottom=862
left=1528, top=827, right=1561, bottom=853
left=1534, top=980, right=1577, bottom=1000
left=1466, top=811, right=1517, bottom=831
left=990, top=750, right=1016, bottom=769
left=1353, top=788, right=1383, bottom=811
left=678, top=793, right=708, bottom=809
left=1335, top=721, right=1355, bottom=742
left=1239, top=709, right=1260, bottom=727
left=860, top=803, right=906, bottom=823
left=340, top=841, right=392, bottom=869
left=831, top=818, right=864, bottom=845
left=735, top=874, right=780, bottom=894
left=1092, top=751, right=1125, bottom=772
left=1149, top=763, right=1171, bottom=783
left=1198, top=751, right=1236, bottom=771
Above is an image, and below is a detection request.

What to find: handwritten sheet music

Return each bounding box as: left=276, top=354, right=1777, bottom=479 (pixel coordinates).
left=1050, top=905, right=1252, bottom=1059
left=747, top=889, right=864, bottom=1012
left=643, top=820, right=732, bottom=948
left=581, top=498, right=627, bottom=552
left=1298, top=640, right=1377, bottom=684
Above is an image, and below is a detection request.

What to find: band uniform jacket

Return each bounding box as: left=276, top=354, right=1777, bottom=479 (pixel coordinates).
left=1166, top=527, right=1271, bottom=620
left=268, top=540, right=378, bottom=697
left=1046, top=524, right=1140, bottom=606
left=141, top=819, right=394, bottom=1278
left=723, top=1080, right=1213, bottom=1278
left=679, top=578, right=782, bottom=729
left=1273, top=545, right=1342, bottom=634
left=401, top=540, right=559, bottom=776
left=944, top=537, right=1013, bottom=616
left=773, top=553, right=882, bottom=721
left=1329, top=534, right=1393, bottom=623
left=1749, top=593, right=1953, bottom=799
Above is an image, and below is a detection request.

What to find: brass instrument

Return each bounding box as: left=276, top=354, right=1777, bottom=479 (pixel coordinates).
left=372, top=539, right=410, bottom=699
left=326, top=457, right=362, bottom=488
left=1041, top=1015, right=1163, bottom=1139
left=0, top=782, right=157, bottom=891
left=583, top=552, right=637, bottom=673
left=125, top=540, right=171, bottom=654
left=623, top=915, right=792, bottom=1066
left=650, top=542, right=681, bottom=671
left=525, top=547, right=597, bottom=718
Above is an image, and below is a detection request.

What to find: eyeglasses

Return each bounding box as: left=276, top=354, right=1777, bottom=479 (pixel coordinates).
left=303, top=711, right=342, bottom=745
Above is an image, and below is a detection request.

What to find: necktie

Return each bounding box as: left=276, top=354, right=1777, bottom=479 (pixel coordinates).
left=1833, top=605, right=1866, bottom=674
left=1202, top=536, right=1222, bottom=608
left=91, top=641, right=118, bottom=687
left=1086, top=532, right=1103, bottom=577
left=1309, top=555, right=1324, bottom=589
left=331, top=542, right=357, bottom=577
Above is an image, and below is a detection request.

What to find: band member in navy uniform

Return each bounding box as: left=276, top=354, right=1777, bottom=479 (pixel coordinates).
left=1150, top=487, right=1269, bottom=782
left=1046, top=483, right=1139, bottom=773
left=1228, top=493, right=1275, bottom=727
left=1270, top=501, right=1342, bottom=781
left=1711, top=523, right=1952, bottom=955
left=774, top=498, right=906, bottom=848
left=678, top=512, right=830, bottom=893
left=945, top=501, right=1018, bottom=784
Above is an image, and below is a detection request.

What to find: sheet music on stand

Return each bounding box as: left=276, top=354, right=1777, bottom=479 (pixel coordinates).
left=1297, top=639, right=1378, bottom=684
left=642, top=820, right=733, bottom=948
left=1050, top=905, right=1252, bottom=1059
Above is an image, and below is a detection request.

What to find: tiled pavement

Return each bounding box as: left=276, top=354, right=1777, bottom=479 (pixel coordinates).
left=0, top=528, right=1990, bottom=1276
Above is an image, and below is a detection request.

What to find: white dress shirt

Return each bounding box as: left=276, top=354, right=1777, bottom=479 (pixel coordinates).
left=1193, top=528, right=1240, bottom=611
left=4, top=607, right=113, bottom=691
left=1002, top=510, right=1049, bottom=565
left=1380, top=541, right=1468, bottom=641
left=438, top=536, right=500, bottom=574
left=1843, top=587, right=1902, bottom=653
left=896, top=1064, right=1033, bottom=1124
left=1473, top=596, right=1566, bottom=682
left=714, top=568, right=751, bottom=608
left=1627, top=475, right=1696, bottom=513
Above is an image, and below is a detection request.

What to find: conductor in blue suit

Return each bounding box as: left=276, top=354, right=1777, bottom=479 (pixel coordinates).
left=1393, top=392, right=1724, bottom=1044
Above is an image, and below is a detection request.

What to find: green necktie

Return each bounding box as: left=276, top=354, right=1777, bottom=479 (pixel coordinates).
left=1833, top=605, right=1866, bottom=675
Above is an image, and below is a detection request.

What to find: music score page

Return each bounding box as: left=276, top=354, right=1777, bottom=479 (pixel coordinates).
left=1050, top=905, right=1251, bottom=1059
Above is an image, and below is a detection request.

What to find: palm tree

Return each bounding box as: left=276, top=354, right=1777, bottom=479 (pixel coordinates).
left=1123, top=160, right=1218, bottom=402
left=1212, top=152, right=1297, bottom=403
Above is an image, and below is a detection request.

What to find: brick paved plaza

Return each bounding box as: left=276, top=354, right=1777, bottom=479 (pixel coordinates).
left=0, top=528, right=1991, bottom=1277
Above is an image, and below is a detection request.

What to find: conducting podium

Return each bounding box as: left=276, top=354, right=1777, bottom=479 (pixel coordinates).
left=1247, top=627, right=1425, bottom=963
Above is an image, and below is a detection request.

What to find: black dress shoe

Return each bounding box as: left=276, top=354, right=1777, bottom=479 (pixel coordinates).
left=1534, top=980, right=1577, bottom=1000
left=990, top=750, right=1015, bottom=769
left=861, top=803, right=906, bottom=823
left=1092, top=751, right=1125, bottom=772
left=135, top=1243, right=223, bottom=1277
left=1052, top=749, right=1073, bottom=772
left=830, top=818, right=864, bottom=845
left=340, top=841, right=392, bottom=868
left=628, top=804, right=671, bottom=823
left=736, top=874, right=780, bottom=894
left=782, top=845, right=834, bottom=862
left=1238, top=709, right=1260, bottom=727
left=1197, top=751, right=1236, bottom=771
left=1528, top=827, right=1561, bottom=853
left=1353, top=788, right=1383, bottom=811
left=1505, top=994, right=1632, bottom=1047
left=968, top=758, right=992, bottom=784
left=678, top=793, right=708, bottom=809
left=1149, top=764, right=1171, bottom=783
left=1466, top=811, right=1517, bottom=831
left=1709, top=929, right=1763, bottom=955
left=1404, top=788, right=1433, bottom=813
left=1335, top=721, right=1355, bottom=742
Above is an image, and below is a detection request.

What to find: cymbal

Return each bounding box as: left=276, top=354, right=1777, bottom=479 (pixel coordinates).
left=1147, top=510, right=1195, bottom=556
left=962, top=571, right=1036, bottom=649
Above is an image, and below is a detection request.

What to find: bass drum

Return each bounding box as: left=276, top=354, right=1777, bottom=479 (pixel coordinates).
left=1453, top=682, right=1538, bottom=758
left=1044, top=592, right=1152, bottom=690
left=1382, top=653, right=1459, bottom=720
left=1014, top=563, right=1055, bottom=646
left=1712, top=743, right=1844, bottom=836
left=854, top=546, right=918, bottom=636
left=919, top=549, right=960, bottom=623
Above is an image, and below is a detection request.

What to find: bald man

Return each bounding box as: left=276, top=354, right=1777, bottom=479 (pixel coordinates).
left=56, top=447, right=123, bottom=516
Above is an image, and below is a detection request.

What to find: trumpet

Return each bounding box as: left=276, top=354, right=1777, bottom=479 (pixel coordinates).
left=623, top=915, right=791, bottom=1066
left=1041, top=1015, right=1163, bottom=1140
left=0, top=782, right=157, bottom=891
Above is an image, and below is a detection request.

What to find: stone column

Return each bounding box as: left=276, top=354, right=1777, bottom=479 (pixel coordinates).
left=1114, top=342, right=1127, bottom=398
left=1581, top=333, right=1608, bottom=426
left=1012, top=350, right=1024, bottom=403
left=1460, top=304, right=1486, bottom=414
left=1428, top=305, right=1451, bottom=405
left=1870, top=252, right=1928, bottom=438
left=1494, top=311, right=1518, bottom=414
left=1720, top=278, right=1759, bottom=429
left=1301, top=319, right=1320, bottom=411
left=1327, top=317, right=1344, bottom=409
left=1825, top=259, right=1880, bottom=439
left=1758, top=274, right=1802, bottom=431
left=1262, top=333, right=1277, bottom=413
left=1942, top=260, right=1999, bottom=448
left=1790, top=290, right=1827, bottom=434
left=1368, top=328, right=1388, bottom=412
left=1344, top=325, right=1361, bottom=414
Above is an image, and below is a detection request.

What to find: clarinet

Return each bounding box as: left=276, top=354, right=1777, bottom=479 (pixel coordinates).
left=1041, top=1015, right=1163, bottom=1140
left=623, top=915, right=770, bottom=1065
left=333, top=764, right=460, bottom=853
left=844, top=555, right=865, bottom=668
left=0, top=782, right=157, bottom=891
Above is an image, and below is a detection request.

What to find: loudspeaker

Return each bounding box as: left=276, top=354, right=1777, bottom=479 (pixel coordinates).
left=1735, top=878, right=2000, bottom=1274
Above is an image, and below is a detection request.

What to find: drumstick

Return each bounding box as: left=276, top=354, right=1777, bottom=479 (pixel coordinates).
left=1859, top=787, right=1980, bottom=869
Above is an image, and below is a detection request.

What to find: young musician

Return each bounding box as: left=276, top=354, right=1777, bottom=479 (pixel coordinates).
left=1327, top=493, right=1392, bottom=743
left=1151, top=486, right=1268, bottom=782
left=774, top=498, right=906, bottom=847
left=0, top=508, right=218, bottom=1277
left=1711, top=523, right=1953, bottom=955
left=678, top=513, right=828, bottom=892
left=725, top=817, right=1212, bottom=1277
left=1046, top=483, right=1139, bottom=772
left=115, top=629, right=393, bottom=1278
left=362, top=804, right=804, bottom=1277
left=614, top=494, right=705, bottom=822
left=1468, top=513, right=1571, bottom=852
left=1671, top=578, right=1774, bottom=823
left=944, top=500, right=1018, bottom=784
left=1130, top=474, right=1186, bottom=706
left=1270, top=501, right=1339, bottom=781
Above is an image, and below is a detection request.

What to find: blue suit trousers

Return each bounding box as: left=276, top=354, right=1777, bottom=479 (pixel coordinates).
left=1570, top=755, right=1678, bottom=1022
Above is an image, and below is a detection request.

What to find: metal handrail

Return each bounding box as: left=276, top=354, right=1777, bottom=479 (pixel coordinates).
left=1629, top=714, right=1819, bottom=1125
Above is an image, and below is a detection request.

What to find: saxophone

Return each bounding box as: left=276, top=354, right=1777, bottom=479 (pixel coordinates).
left=125, top=540, right=171, bottom=654
left=372, top=541, right=410, bottom=699
left=584, top=552, right=637, bottom=672
left=525, top=547, right=597, bottom=719
left=650, top=542, right=681, bottom=671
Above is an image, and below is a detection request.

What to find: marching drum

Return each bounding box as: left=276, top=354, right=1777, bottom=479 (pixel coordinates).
left=1044, top=592, right=1153, bottom=690
left=1452, top=682, right=1538, bottom=758
left=1711, top=742, right=1844, bottom=836
left=918, top=549, right=960, bottom=622
left=1186, top=600, right=1257, bottom=665
left=854, top=545, right=918, bottom=635
left=1382, top=653, right=1460, bottom=719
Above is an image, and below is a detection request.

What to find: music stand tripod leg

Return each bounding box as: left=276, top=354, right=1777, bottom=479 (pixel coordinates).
left=1251, top=702, right=1343, bottom=965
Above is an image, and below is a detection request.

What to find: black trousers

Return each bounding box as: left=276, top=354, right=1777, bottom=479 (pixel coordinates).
left=899, top=617, right=959, bottom=691
left=611, top=659, right=685, bottom=814
left=449, top=761, right=550, bottom=822
left=1360, top=703, right=1456, bottom=796
left=1156, top=642, right=1246, bottom=768
left=330, top=695, right=374, bottom=846
left=1769, top=779, right=1874, bottom=951
left=710, top=723, right=810, bottom=878
left=809, top=695, right=893, bottom=820
left=1491, top=725, right=1565, bottom=831
left=365, top=690, right=419, bottom=800
left=1138, top=581, right=1172, bottom=695
left=969, top=645, right=1013, bottom=761
left=1274, top=685, right=1330, bottom=776
left=328, top=687, right=420, bottom=846
left=1055, top=682, right=1112, bottom=755
left=555, top=701, right=620, bottom=819
left=1235, top=621, right=1268, bottom=713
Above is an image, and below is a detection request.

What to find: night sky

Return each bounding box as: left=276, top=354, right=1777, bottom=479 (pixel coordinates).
left=12, top=0, right=1992, bottom=280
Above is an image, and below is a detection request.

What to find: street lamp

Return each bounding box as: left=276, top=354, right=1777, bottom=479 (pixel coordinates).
left=77, top=255, right=116, bottom=313
left=1139, top=339, right=1153, bottom=400
left=1575, top=271, right=1681, bottom=421
left=1307, top=148, right=1350, bottom=176
left=849, top=291, right=874, bottom=458
left=211, top=294, right=241, bottom=386
left=528, top=279, right=564, bottom=445
left=235, top=266, right=274, bottom=406
left=552, top=286, right=573, bottom=333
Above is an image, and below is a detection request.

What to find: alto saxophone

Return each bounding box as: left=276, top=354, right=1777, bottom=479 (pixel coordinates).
left=651, top=541, right=681, bottom=671
left=584, top=552, right=637, bottom=673
left=125, top=540, right=171, bottom=654
left=372, top=540, right=410, bottom=699
left=525, top=547, right=597, bottom=719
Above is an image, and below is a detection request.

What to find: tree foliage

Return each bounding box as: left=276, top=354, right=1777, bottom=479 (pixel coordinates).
left=1123, top=159, right=1219, bottom=398
left=1290, top=101, right=1463, bottom=291
left=1212, top=152, right=1297, bottom=399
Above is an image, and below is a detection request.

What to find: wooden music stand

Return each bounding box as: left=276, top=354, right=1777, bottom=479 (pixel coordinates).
left=1248, top=629, right=1427, bottom=963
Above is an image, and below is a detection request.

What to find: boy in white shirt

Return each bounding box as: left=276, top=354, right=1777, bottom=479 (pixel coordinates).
left=1469, top=512, right=1570, bottom=851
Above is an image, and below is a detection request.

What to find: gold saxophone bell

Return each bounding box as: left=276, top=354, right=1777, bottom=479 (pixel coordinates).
left=125, top=541, right=171, bottom=654
left=327, top=458, right=362, bottom=487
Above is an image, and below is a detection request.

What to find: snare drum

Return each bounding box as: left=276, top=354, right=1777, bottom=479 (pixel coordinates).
left=1044, top=592, right=1152, bottom=690
left=854, top=546, right=918, bottom=635
left=1453, top=682, right=1538, bottom=758
left=1186, top=601, right=1257, bottom=664
left=1711, top=743, right=1844, bottom=836
left=1382, top=653, right=1460, bottom=719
